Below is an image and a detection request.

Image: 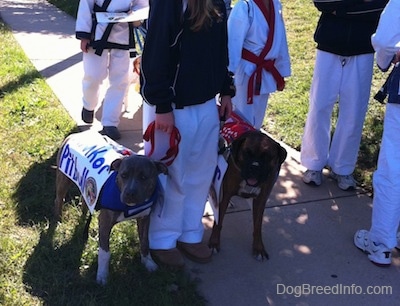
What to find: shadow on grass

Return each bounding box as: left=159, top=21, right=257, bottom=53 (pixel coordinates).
left=0, top=70, right=42, bottom=99
left=21, top=213, right=206, bottom=305
left=22, top=214, right=99, bottom=304
left=11, top=128, right=206, bottom=305
left=12, top=128, right=80, bottom=226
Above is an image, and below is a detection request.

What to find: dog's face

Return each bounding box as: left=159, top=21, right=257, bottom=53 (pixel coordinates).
left=231, top=131, right=287, bottom=187
left=111, top=155, right=168, bottom=206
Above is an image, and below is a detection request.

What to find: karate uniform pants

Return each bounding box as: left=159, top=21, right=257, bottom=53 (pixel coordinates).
left=369, top=103, right=400, bottom=248
left=82, top=48, right=130, bottom=127
left=301, top=50, right=374, bottom=175
left=232, top=73, right=270, bottom=129
left=143, top=99, right=220, bottom=249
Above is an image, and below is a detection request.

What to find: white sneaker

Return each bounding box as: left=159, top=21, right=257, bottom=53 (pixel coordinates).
left=302, top=170, right=322, bottom=186
left=330, top=171, right=357, bottom=190
left=354, top=230, right=391, bottom=266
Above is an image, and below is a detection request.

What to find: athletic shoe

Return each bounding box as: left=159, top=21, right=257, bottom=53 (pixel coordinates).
left=81, top=107, right=94, bottom=124
left=354, top=229, right=391, bottom=266
left=101, top=126, right=121, bottom=140
left=302, top=170, right=322, bottom=186
left=330, top=171, right=357, bottom=190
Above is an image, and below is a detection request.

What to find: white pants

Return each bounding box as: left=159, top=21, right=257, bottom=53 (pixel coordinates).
left=82, top=49, right=130, bottom=127
left=369, top=103, right=400, bottom=249
left=232, top=73, right=269, bottom=129
left=301, top=50, right=374, bottom=175
left=143, top=100, right=220, bottom=249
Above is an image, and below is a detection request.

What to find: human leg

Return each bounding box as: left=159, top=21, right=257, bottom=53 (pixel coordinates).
left=176, top=99, right=219, bottom=243
left=232, top=76, right=254, bottom=125
left=354, top=103, right=400, bottom=265
left=232, top=74, right=269, bottom=129
left=251, top=94, right=269, bottom=130
left=369, top=103, right=400, bottom=248
left=101, top=49, right=130, bottom=128
left=176, top=99, right=219, bottom=262
left=328, top=53, right=374, bottom=176
left=301, top=50, right=341, bottom=173
left=82, top=50, right=108, bottom=118
left=149, top=99, right=219, bottom=263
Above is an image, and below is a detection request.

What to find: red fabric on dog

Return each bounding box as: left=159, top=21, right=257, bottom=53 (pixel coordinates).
left=220, top=111, right=256, bottom=144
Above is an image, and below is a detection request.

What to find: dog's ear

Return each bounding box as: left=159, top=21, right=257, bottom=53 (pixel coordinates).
left=154, top=161, right=168, bottom=175
left=278, top=145, right=287, bottom=165
left=231, top=134, right=247, bottom=160
left=110, top=157, right=124, bottom=171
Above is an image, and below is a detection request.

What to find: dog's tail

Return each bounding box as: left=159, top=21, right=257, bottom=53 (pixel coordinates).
left=83, top=214, right=92, bottom=241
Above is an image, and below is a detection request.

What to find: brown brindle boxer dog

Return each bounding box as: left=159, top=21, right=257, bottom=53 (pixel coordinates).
left=208, top=130, right=287, bottom=260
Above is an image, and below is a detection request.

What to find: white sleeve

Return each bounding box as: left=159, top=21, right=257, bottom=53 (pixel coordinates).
left=132, top=0, right=149, bottom=11
left=372, top=0, right=400, bottom=70
left=228, top=0, right=251, bottom=73
left=75, top=0, right=95, bottom=34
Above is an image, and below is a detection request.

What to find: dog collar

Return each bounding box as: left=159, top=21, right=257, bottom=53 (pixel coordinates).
left=123, top=179, right=162, bottom=218
left=99, top=173, right=162, bottom=218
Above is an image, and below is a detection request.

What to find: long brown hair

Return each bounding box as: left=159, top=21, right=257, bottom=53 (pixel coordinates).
left=187, top=0, right=223, bottom=32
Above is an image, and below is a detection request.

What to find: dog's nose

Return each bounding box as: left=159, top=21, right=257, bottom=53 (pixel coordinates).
left=249, top=161, right=260, bottom=171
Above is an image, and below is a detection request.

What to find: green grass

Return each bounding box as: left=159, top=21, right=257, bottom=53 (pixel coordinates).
left=0, top=16, right=204, bottom=306
left=267, top=0, right=386, bottom=189
left=49, top=0, right=386, bottom=189
left=0, top=0, right=388, bottom=304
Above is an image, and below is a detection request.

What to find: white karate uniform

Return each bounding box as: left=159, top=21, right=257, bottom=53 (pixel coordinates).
left=228, top=0, right=291, bottom=129
left=368, top=0, right=400, bottom=248
left=76, top=0, right=148, bottom=127
left=300, top=50, right=374, bottom=175
left=143, top=100, right=220, bottom=249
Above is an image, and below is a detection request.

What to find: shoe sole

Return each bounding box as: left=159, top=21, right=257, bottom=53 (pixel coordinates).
left=149, top=251, right=185, bottom=270
left=302, top=180, right=321, bottom=186
left=370, top=261, right=391, bottom=267
left=338, top=185, right=355, bottom=191
left=177, top=243, right=212, bottom=264
left=100, top=129, right=121, bottom=141
left=354, top=246, right=391, bottom=266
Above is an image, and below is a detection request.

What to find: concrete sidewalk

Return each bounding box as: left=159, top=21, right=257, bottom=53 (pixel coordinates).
left=1, top=0, right=399, bottom=305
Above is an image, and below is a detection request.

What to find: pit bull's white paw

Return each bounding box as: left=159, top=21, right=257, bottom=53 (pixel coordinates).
left=96, top=273, right=107, bottom=285
left=96, top=248, right=111, bottom=285
left=141, top=253, right=158, bottom=272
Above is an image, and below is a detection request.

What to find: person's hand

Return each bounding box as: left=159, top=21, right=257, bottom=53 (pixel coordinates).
left=80, top=39, right=90, bottom=53
left=155, top=112, right=175, bottom=134
left=219, top=95, right=232, bottom=120
left=132, top=20, right=142, bottom=27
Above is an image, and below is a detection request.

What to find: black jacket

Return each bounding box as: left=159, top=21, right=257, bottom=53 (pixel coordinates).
left=313, top=0, right=388, bottom=56
left=140, top=0, right=234, bottom=114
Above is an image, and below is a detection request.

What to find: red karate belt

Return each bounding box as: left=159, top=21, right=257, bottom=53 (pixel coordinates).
left=242, top=0, right=285, bottom=104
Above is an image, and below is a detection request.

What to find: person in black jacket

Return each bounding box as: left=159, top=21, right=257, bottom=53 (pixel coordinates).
left=300, top=0, right=388, bottom=190
left=140, top=0, right=234, bottom=268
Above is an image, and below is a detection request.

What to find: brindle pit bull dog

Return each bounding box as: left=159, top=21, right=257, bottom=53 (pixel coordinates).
left=209, top=130, right=287, bottom=260
left=54, top=134, right=168, bottom=285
